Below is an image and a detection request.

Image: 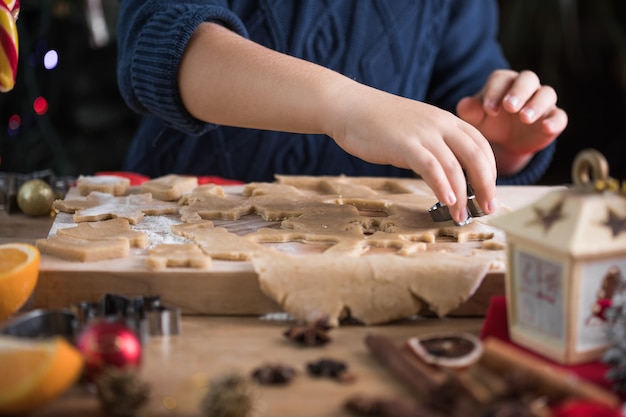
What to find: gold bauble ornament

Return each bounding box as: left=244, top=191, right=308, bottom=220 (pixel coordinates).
left=17, top=179, right=55, bottom=216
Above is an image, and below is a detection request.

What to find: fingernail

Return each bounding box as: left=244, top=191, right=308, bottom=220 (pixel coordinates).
left=456, top=208, right=469, bottom=224
left=521, top=107, right=535, bottom=123
left=504, top=94, right=519, bottom=110
left=485, top=99, right=499, bottom=112
left=487, top=198, right=498, bottom=214
left=446, top=192, right=457, bottom=207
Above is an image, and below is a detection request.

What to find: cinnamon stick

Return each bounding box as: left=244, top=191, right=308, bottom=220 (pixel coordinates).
left=364, top=333, right=448, bottom=398
left=344, top=394, right=443, bottom=417
left=480, top=337, right=620, bottom=408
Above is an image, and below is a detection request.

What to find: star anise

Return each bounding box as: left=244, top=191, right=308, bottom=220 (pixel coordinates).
left=251, top=363, right=297, bottom=385
left=283, top=316, right=332, bottom=346
left=307, top=357, right=356, bottom=383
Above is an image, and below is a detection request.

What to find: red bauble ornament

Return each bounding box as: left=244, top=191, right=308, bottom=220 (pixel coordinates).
left=76, top=320, right=142, bottom=380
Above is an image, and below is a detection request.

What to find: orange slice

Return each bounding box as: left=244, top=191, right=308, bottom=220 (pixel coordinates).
left=0, top=335, right=84, bottom=414
left=0, top=243, right=40, bottom=321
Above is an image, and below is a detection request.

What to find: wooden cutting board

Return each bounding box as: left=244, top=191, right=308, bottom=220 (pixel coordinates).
left=32, top=181, right=561, bottom=317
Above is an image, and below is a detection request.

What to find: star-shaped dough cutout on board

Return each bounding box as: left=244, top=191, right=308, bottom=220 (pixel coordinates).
left=54, top=192, right=179, bottom=224
left=179, top=194, right=253, bottom=222
left=171, top=221, right=266, bottom=260
left=56, top=218, right=149, bottom=248
left=140, top=174, right=198, bottom=201
left=145, top=244, right=211, bottom=270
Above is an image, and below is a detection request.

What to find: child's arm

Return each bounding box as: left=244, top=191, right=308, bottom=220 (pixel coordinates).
left=178, top=22, right=497, bottom=223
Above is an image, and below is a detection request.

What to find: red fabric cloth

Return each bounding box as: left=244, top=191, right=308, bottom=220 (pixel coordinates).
left=95, top=172, right=243, bottom=186
left=481, top=296, right=624, bottom=417
left=551, top=400, right=624, bottom=417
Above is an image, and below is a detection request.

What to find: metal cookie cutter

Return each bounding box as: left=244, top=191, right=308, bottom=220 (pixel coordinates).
left=0, top=293, right=181, bottom=344
left=0, top=309, right=78, bottom=341
left=72, top=293, right=182, bottom=343
left=428, top=184, right=485, bottom=226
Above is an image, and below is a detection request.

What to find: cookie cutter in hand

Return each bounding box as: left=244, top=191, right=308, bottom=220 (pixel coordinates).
left=428, top=184, right=485, bottom=226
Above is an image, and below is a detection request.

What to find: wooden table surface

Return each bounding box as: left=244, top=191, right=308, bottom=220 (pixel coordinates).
left=1, top=207, right=485, bottom=417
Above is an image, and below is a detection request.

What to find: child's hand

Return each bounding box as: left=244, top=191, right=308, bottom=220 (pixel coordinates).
left=326, top=83, right=498, bottom=224
left=456, top=69, right=568, bottom=176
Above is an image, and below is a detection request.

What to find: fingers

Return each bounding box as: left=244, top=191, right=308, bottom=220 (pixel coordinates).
left=480, top=69, right=520, bottom=116
left=456, top=96, right=485, bottom=127
left=482, top=70, right=562, bottom=125
left=408, top=121, right=497, bottom=223
left=541, top=106, right=568, bottom=136
left=454, top=121, right=498, bottom=217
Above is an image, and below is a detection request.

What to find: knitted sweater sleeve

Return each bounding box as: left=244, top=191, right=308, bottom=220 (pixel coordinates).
left=426, top=0, right=555, bottom=185
left=116, top=0, right=248, bottom=135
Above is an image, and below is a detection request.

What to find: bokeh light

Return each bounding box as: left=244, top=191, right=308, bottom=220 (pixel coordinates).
left=43, top=50, right=59, bottom=70
left=7, top=114, right=21, bottom=137
left=33, top=97, right=49, bottom=115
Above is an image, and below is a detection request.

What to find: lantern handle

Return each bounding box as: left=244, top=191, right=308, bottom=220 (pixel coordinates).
left=571, top=149, right=609, bottom=188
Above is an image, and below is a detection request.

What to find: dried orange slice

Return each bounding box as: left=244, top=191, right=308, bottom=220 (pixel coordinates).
left=0, top=335, right=84, bottom=414
left=0, top=243, right=40, bottom=321
left=406, top=332, right=483, bottom=370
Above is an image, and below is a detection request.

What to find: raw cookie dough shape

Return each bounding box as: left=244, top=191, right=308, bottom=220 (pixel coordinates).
left=36, top=235, right=130, bottom=262
left=178, top=184, right=226, bottom=205
left=179, top=194, right=253, bottom=222
left=171, top=221, right=267, bottom=261
left=246, top=227, right=362, bottom=256
left=56, top=218, right=150, bottom=249
left=274, top=175, right=421, bottom=196
left=247, top=228, right=426, bottom=257
left=140, top=174, right=198, bottom=201
left=57, top=192, right=179, bottom=225
left=254, top=251, right=491, bottom=326
left=437, top=218, right=497, bottom=244
left=76, top=175, right=131, bottom=196
left=145, top=244, right=211, bottom=270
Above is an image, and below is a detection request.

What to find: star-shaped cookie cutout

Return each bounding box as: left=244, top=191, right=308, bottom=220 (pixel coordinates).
left=56, top=218, right=149, bottom=248
left=54, top=192, right=179, bottom=224
left=145, top=244, right=211, bottom=270
left=171, top=221, right=266, bottom=260
left=140, top=174, right=198, bottom=201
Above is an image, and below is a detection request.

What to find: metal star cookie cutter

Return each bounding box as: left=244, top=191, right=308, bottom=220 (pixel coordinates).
left=0, top=293, right=181, bottom=343
left=72, top=293, right=181, bottom=341
left=428, top=184, right=485, bottom=226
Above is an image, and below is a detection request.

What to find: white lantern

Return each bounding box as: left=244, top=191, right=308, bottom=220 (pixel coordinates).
left=490, top=149, right=626, bottom=364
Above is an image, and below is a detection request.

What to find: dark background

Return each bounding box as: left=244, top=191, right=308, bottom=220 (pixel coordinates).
left=1, top=1, right=625, bottom=184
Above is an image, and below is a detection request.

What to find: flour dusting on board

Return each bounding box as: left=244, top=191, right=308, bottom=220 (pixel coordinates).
left=133, top=215, right=190, bottom=247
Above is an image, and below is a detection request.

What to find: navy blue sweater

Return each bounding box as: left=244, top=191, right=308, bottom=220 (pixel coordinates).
left=116, top=0, right=555, bottom=184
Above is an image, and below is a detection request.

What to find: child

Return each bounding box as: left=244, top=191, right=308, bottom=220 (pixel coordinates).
left=116, top=0, right=567, bottom=223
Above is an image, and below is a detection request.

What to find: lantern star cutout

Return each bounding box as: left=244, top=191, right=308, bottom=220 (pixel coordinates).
left=602, top=209, right=626, bottom=237
left=528, top=200, right=565, bottom=232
